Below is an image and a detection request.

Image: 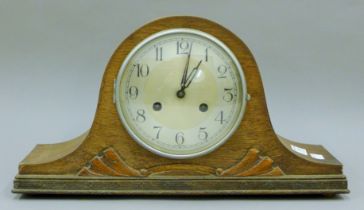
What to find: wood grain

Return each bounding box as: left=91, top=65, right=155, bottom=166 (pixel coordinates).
left=17, top=16, right=344, bottom=178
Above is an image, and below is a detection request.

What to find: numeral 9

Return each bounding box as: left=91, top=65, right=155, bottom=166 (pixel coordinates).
left=128, top=86, right=138, bottom=99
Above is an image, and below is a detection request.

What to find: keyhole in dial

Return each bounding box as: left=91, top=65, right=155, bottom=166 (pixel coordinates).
left=199, top=103, right=208, bottom=112
left=153, top=102, right=162, bottom=111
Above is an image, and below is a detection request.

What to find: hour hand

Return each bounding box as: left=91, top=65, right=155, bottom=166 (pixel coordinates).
left=184, top=60, right=202, bottom=89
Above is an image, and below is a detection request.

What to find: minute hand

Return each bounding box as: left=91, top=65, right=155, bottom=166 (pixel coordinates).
left=180, top=43, right=193, bottom=88
left=183, top=60, right=202, bottom=89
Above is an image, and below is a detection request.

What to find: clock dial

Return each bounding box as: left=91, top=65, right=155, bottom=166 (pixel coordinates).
left=115, top=29, right=247, bottom=159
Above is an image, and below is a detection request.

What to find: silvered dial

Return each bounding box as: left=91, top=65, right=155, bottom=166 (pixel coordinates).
left=115, top=29, right=247, bottom=159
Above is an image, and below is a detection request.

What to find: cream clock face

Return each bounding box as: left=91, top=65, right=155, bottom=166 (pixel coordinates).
left=115, top=29, right=247, bottom=159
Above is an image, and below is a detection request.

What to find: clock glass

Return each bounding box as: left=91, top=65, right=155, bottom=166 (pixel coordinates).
left=115, top=29, right=247, bottom=159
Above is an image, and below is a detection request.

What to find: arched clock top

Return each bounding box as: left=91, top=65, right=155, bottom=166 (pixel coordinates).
left=13, top=16, right=348, bottom=195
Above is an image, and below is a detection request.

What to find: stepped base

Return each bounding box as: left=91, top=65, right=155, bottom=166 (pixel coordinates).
left=13, top=174, right=348, bottom=195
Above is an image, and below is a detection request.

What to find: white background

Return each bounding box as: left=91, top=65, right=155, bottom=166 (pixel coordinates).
left=0, top=0, right=363, bottom=209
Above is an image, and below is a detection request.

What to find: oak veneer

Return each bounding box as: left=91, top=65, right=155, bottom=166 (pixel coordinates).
left=13, top=16, right=348, bottom=195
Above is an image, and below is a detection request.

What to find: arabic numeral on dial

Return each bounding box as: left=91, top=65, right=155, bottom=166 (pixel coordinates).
left=223, top=88, right=234, bottom=102
left=134, top=64, right=149, bottom=77
left=175, top=132, right=185, bottom=145
left=199, top=127, right=208, bottom=140
left=217, top=65, right=227, bottom=78
left=155, top=46, right=163, bottom=61
left=128, top=86, right=138, bottom=99
left=136, top=109, right=146, bottom=122
left=153, top=126, right=162, bottom=139
left=215, top=111, right=227, bottom=124
left=177, top=40, right=190, bottom=54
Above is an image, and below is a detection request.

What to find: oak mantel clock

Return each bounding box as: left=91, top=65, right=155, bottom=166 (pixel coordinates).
left=13, top=16, right=349, bottom=195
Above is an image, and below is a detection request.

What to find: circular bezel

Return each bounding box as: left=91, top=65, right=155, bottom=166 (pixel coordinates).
left=115, top=28, right=248, bottom=159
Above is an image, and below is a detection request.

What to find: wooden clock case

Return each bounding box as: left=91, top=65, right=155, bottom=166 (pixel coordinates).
left=13, top=16, right=348, bottom=195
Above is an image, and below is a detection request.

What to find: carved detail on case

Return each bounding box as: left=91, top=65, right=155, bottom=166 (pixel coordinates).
left=78, top=148, right=147, bottom=177
left=78, top=147, right=284, bottom=177
left=216, top=148, right=285, bottom=176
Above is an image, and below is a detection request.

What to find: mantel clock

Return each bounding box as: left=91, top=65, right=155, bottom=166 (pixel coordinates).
left=13, top=16, right=348, bottom=195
